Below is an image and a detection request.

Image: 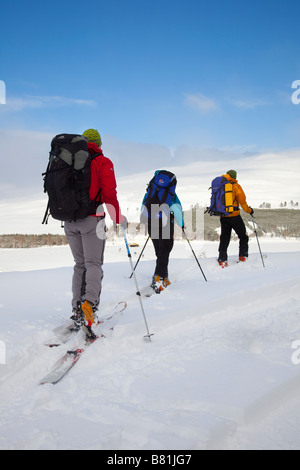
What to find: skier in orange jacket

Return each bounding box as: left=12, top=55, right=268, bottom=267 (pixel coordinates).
left=218, top=170, right=253, bottom=266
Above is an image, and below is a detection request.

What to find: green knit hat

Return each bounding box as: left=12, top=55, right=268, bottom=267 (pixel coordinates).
left=82, top=128, right=102, bottom=147
left=227, top=169, right=237, bottom=180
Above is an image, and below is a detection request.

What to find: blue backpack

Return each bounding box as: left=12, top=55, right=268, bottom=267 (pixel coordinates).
left=206, top=176, right=238, bottom=216
left=141, top=170, right=177, bottom=221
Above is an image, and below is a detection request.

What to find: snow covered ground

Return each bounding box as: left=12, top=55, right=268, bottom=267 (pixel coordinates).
left=0, top=236, right=300, bottom=450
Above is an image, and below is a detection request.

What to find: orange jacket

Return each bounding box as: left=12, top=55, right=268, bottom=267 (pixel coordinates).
left=221, top=174, right=252, bottom=217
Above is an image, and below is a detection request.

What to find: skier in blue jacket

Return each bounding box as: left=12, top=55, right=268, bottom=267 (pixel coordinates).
left=141, top=170, right=184, bottom=293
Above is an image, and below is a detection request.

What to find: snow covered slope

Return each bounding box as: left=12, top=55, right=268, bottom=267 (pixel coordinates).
left=0, top=148, right=299, bottom=235
left=0, top=237, right=300, bottom=450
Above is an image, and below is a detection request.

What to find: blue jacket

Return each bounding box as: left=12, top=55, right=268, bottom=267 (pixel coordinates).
left=141, top=182, right=184, bottom=228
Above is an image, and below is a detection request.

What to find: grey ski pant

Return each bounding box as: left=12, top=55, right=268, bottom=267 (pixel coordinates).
left=64, top=216, right=106, bottom=309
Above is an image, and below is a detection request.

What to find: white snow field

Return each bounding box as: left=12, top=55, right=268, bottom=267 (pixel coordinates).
left=0, top=236, right=300, bottom=450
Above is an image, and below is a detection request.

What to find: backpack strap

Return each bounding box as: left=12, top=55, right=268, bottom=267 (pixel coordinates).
left=89, top=151, right=102, bottom=203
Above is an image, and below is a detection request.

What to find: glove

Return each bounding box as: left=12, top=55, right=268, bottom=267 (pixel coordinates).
left=249, top=207, right=254, bottom=216
left=120, top=216, right=128, bottom=230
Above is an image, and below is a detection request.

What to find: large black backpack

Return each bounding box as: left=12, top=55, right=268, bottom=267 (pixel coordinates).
left=42, top=133, right=101, bottom=224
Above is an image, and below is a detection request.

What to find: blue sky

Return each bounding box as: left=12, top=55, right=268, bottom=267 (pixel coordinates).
left=1, top=0, right=300, bottom=153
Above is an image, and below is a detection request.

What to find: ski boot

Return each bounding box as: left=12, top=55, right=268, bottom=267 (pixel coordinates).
left=83, top=324, right=98, bottom=343
left=161, top=277, right=171, bottom=289
left=218, top=260, right=228, bottom=268
left=81, top=300, right=98, bottom=342
left=150, top=275, right=162, bottom=294
left=81, top=300, right=98, bottom=327
left=70, top=300, right=98, bottom=342
left=70, top=302, right=85, bottom=331
left=150, top=275, right=171, bottom=293
left=238, top=256, right=247, bottom=263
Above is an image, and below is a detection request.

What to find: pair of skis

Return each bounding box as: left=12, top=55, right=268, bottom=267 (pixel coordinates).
left=40, top=278, right=170, bottom=385
left=40, top=301, right=127, bottom=385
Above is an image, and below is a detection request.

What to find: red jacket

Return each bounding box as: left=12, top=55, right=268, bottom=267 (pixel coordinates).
left=88, top=142, right=124, bottom=224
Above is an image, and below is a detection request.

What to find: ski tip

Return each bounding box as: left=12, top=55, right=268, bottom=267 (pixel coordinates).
left=111, top=301, right=127, bottom=313
left=40, top=380, right=58, bottom=386
left=118, top=301, right=127, bottom=311
left=39, top=379, right=55, bottom=386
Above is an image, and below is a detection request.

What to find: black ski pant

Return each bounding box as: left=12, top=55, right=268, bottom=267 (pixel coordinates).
left=148, top=218, right=174, bottom=279
left=218, top=215, right=249, bottom=261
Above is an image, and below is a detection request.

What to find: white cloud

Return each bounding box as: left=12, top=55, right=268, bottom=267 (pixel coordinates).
left=230, top=98, right=269, bottom=109
left=184, top=92, right=269, bottom=112
left=32, top=96, right=97, bottom=107
left=184, top=93, right=219, bottom=112
left=2, top=95, right=97, bottom=111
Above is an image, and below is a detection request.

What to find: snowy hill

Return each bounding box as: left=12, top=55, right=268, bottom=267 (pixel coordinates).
left=0, top=148, right=299, bottom=235
left=0, top=237, right=300, bottom=450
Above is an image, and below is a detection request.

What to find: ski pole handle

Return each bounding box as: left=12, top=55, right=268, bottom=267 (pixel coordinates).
left=122, top=227, right=131, bottom=257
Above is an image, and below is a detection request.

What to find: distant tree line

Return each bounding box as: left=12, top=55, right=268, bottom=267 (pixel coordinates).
left=0, top=234, right=68, bottom=248
left=259, top=201, right=299, bottom=209
left=279, top=201, right=299, bottom=208
left=0, top=208, right=299, bottom=247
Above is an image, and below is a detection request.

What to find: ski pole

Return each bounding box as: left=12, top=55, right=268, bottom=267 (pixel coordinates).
left=182, top=227, right=207, bottom=282
left=251, top=215, right=265, bottom=268
left=121, top=226, right=153, bottom=341
left=130, top=235, right=150, bottom=278
left=248, top=217, right=266, bottom=234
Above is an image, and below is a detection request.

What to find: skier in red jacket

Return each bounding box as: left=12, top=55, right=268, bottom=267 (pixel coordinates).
left=64, top=129, right=127, bottom=337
